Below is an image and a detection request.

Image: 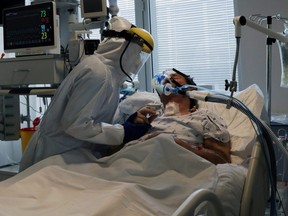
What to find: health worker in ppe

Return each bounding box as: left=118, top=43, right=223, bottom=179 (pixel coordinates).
left=19, top=16, right=154, bottom=171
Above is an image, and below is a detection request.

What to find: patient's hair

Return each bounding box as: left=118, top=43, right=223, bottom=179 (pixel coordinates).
left=172, top=68, right=197, bottom=87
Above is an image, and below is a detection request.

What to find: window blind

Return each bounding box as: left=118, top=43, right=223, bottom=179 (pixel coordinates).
left=150, top=0, right=236, bottom=89
left=89, top=1, right=135, bottom=39
left=117, top=1, right=135, bottom=24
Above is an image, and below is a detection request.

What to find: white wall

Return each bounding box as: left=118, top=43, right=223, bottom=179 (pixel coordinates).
left=235, top=0, right=288, bottom=115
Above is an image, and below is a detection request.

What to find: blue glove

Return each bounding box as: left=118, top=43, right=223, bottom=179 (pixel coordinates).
left=123, top=112, right=151, bottom=144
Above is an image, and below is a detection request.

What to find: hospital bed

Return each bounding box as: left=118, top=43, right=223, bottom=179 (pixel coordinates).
left=0, top=84, right=285, bottom=216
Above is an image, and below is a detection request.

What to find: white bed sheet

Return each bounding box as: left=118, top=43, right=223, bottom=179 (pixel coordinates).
left=0, top=134, right=246, bottom=216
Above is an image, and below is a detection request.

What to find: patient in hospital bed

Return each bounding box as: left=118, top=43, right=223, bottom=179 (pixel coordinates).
left=0, top=76, right=265, bottom=216
left=116, top=69, right=231, bottom=165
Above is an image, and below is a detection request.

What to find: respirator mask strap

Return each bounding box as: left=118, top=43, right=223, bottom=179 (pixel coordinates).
left=101, top=29, right=133, bottom=41
left=172, top=68, right=197, bottom=87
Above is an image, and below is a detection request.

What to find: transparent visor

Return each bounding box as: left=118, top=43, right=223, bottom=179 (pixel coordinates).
left=120, top=34, right=152, bottom=80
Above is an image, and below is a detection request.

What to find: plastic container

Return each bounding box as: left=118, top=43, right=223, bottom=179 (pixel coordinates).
left=20, top=127, right=36, bottom=152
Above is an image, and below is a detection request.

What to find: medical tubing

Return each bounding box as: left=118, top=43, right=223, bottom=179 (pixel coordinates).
left=229, top=99, right=277, bottom=214
left=260, top=118, right=288, bottom=158
left=227, top=97, right=278, bottom=216
left=178, top=87, right=278, bottom=189
left=202, top=94, right=278, bottom=215
left=187, top=90, right=277, bottom=186
left=170, top=85, right=231, bottom=98
left=178, top=86, right=278, bottom=214
left=261, top=118, right=288, bottom=215
left=163, top=84, right=198, bottom=96
left=162, top=77, right=284, bottom=215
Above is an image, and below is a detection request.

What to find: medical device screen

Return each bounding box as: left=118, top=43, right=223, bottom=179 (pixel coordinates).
left=0, top=0, right=25, bottom=25
left=80, top=0, right=107, bottom=18
left=3, top=2, right=57, bottom=54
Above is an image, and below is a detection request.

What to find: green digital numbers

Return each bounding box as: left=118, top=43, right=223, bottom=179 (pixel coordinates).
left=41, top=10, right=47, bottom=18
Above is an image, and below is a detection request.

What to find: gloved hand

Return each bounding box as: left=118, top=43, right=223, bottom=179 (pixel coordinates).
left=123, top=112, right=151, bottom=144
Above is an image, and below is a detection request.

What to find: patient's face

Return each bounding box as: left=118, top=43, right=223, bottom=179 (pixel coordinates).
left=163, top=73, right=187, bottom=87
left=160, top=73, right=190, bottom=106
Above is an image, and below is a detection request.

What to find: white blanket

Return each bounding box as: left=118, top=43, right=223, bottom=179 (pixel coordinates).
left=0, top=134, right=246, bottom=216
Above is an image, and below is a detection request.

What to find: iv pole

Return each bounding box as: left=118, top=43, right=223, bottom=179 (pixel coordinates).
left=266, top=16, right=276, bottom=124
left=234, top=16, right=288, bottom=123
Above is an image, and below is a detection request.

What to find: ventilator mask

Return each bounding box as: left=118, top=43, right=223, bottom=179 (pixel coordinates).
left=151, top=68, right=197, bottom=96
left=151, top=68, right=198, bottom=110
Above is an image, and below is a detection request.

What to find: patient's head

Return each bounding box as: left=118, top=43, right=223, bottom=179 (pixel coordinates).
left=159, top=69, right=198, bottom=115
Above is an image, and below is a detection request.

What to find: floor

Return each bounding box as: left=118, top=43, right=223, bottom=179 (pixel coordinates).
left=265, top=182, right=288, bottom=216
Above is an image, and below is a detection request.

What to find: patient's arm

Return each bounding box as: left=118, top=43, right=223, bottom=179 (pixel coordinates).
left=174, top=137, right=231, bottom=165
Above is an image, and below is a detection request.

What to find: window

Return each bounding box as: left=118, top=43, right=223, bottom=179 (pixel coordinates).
left=89, top=1, right=135, bottom=39
left=117, top=1, right=135, bottom=24
left=149, top=0, right=236, bottom=90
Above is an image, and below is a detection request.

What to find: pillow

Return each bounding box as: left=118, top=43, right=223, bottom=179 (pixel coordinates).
left=198, top=84, right=264, bottom=164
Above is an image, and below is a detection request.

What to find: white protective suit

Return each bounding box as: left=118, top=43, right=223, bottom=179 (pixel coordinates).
left=19, top=17, right=147, bottom=171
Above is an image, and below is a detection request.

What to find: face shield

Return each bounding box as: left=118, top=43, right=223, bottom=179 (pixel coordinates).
left=120, top=32, right=153, bottom=80
left=102, top=25, right=154, bottom=82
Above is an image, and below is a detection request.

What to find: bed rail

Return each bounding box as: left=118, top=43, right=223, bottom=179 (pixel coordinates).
left=172, top=188, right=225, bottom=216
left=239, top=141, right=270, bottom=216
left=172, top=141, right=269, bottom=216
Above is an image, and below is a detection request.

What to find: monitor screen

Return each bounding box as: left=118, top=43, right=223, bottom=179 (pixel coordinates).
left=80, top=0, right=107, bottom=18
left=3, top=2, right=59, bottom=55
left=0, top=0, right=25, bottom=25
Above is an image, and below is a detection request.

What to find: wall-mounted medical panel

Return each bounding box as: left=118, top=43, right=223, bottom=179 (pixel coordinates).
left=0, top=95, right=20, bottom=141
left=0, top=55, right=65, bottom=87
